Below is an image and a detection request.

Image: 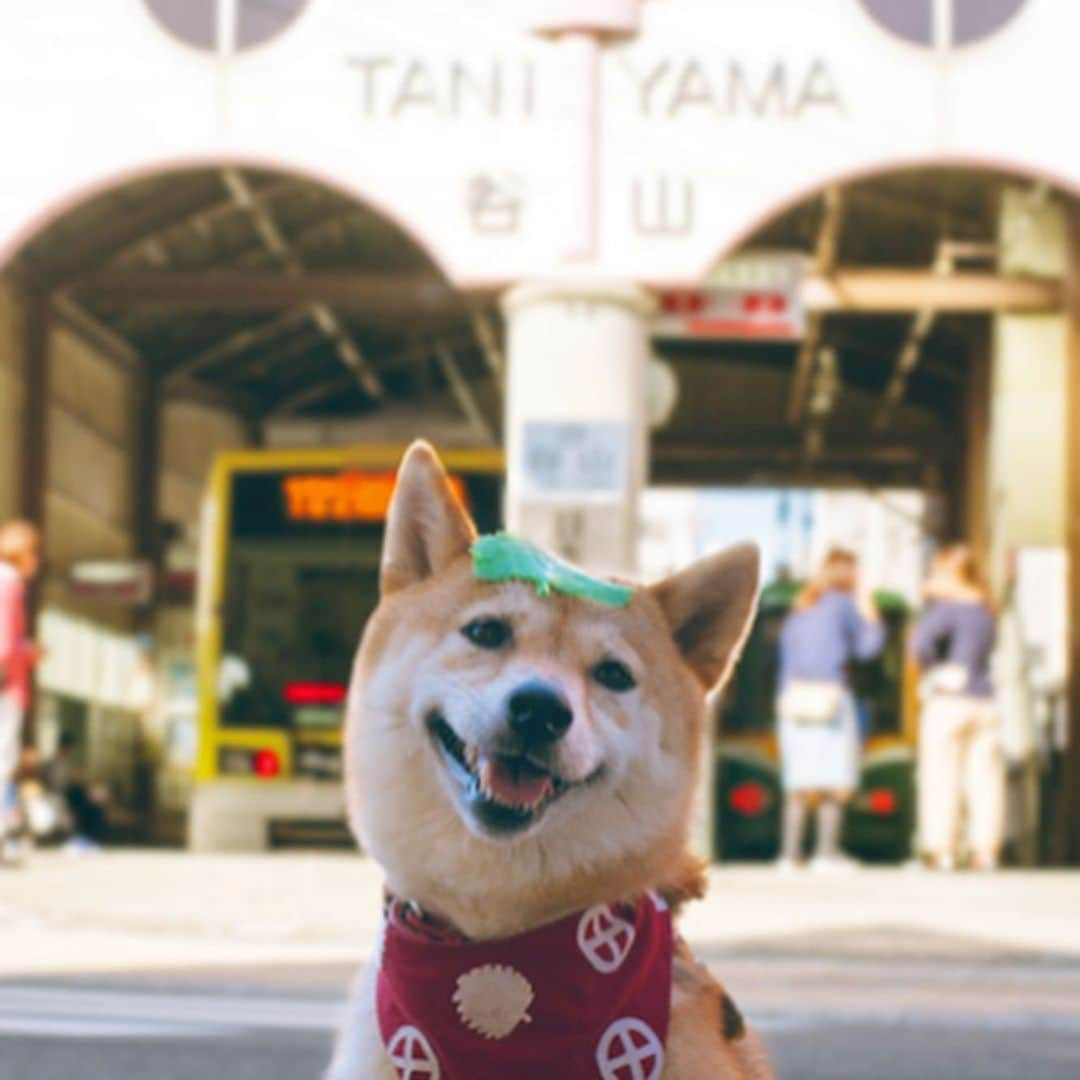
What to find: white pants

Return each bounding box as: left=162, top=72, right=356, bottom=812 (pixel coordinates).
left=0, top=692, right=24, bottom=836
left=918, top=695, right=1004, bottom=860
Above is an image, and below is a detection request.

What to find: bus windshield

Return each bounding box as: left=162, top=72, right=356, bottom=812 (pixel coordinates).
left=217, top=466, right=500, bottom=731
left=221, top=537, right=380, bottom=729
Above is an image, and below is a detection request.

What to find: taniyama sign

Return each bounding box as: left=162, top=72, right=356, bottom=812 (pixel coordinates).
left=0, top=0, right=1074, bottom=286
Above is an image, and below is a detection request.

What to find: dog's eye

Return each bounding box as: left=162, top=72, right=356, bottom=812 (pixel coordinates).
left=461, top=618, right=513, bottom=650
left=591, top=659, right=636, bottom=692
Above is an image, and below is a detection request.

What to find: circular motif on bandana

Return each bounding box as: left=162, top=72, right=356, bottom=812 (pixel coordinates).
left=596, top=1017, right=664, bottom=1080
left=386, top=1025, right=441, bottom=1079
left=577, top=905, right=637, bottom=974
left=453, top=964, right=535, bottom=1040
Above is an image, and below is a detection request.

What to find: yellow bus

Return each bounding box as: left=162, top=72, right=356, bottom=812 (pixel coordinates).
left=189, top=444, right=504, bottom=851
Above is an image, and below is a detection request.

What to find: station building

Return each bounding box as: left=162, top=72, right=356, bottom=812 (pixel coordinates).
left=0, top=0, right=1077, bottom=859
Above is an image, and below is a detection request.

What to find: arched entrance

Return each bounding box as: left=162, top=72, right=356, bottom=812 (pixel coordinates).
left=653, top=163, right=1078, bottom=864
left=655, top=164, right=1068, bottom=507
left=1, top=162, right=504, bottom=846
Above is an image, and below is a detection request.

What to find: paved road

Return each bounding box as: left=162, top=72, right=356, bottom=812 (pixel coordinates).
left=4, top=857, right=1080, bottom=1077
left=0, top=981, right=335, bottom=1080
left=4, top=945, right=1080, bottom=1080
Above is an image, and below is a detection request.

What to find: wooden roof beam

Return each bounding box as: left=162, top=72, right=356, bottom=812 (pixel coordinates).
left=803, top=269, right=1061, bottom=313
left=654, top=440, right=933, bottom=467
left=470, top=310, right=505, bottom=389
left=263, top=373, right=358, bottom=418
left=101, top=177, right=301, bottom=275
left=433, top=343, right=495, bottom=443
left=165, top=375, right=263, bottom=418
left=874, top=244, right=955, bottom=431
left=75, top=267, right=1059, bottom=316
left=163, top=307, right=313, bottom=383
left=788, top=185, right=844, bottom=425
left=42, top=177, right=299, bottom=287
left=220, top=168, right=384, bottom=401
left=49, top=294, right=140, bottom=374
left=75, top=271, right=470, bottom=315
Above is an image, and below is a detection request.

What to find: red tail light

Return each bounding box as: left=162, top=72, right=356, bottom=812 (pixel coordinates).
left=866, top=788, right=898, bottom=816
left=253, top=749, right=281, bottom=778
left=728, top=780, right=768, bottom=816
left=284, top=682, right=347, bottom=706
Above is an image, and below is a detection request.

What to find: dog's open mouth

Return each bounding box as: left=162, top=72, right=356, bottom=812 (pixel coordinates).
left=428, top=715, right=599, bottom=836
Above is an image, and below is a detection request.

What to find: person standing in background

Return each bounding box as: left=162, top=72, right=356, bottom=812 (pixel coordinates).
left=776, top=547, right=885, bottom=871
left=0, top=521, right=44, bottom=863
left=913, top=544, right=1001, bottom=871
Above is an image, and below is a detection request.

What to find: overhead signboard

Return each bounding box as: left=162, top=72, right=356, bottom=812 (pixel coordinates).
left=654, top=253, right=806, bottom=340
left=598, top=0, right=1077, bottom=282
left=522, top=422, right=629, bottom=497
left=0, top=0, right=1078, bottom=285
left=68, top=560, right=153, bottom=606
left=0, top=1, right=574, bottom=285
left=229, top=469, right=470, bottom=535
left=282, top=471, right=467, bottom=523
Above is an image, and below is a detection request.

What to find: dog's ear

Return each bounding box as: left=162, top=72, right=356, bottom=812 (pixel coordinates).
left=380, top=441, right=477, bottom=596
left=650, top=543, right=760, bottom=689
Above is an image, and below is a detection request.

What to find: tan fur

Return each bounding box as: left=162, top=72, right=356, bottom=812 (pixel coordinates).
left=662, top=939, right=774, bottom=1078
left=327, top=441, right=773, bottom=1079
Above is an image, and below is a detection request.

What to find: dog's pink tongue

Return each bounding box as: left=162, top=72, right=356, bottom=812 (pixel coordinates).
left=479, top=755, right=553, bottom=808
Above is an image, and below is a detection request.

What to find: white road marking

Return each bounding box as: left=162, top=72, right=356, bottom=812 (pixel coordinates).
left=0, top=985, right=342, bottom=1041
left=0, top=1016, right=233, bottom=1040
left=2, top=984, right=1079, bottom=1044
left=754, top=1008, right=1080, bottom=1034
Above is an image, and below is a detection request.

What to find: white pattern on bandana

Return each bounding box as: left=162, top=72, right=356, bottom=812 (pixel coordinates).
left=453, top=964, right=534, bottom=1040
left=387, top=1025, right=441, bottom=1079
left=577, top=905, right=637, bottom=974
left=596, top=1017, right=664, bottom=1080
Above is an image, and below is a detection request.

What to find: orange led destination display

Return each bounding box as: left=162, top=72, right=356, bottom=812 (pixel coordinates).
left=283, top=471, right=467, bottom=523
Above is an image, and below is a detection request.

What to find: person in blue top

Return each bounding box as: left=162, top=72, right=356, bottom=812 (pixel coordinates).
left=776, top=547, right=885, bottom=871
left=912, top=544, right=1001, bottom=871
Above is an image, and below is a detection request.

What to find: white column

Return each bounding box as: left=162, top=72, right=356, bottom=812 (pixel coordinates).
left=991, top=187, right=1068, bottom=591
left=990, top=185, right=1069, bottom=864
left=502, top=280, right=654, bottom=574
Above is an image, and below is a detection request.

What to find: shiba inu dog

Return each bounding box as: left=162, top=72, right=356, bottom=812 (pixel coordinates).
left=327, top=441, right=772, bottom=1079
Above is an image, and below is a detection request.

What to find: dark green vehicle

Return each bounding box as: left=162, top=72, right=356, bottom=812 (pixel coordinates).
left=713, top=580, right=917, bottom=863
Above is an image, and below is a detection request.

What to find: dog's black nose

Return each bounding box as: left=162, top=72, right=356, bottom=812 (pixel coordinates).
left=507, top=682, right=573, bottom=744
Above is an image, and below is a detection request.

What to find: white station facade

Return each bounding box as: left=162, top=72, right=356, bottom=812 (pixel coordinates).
left=2, top=0, right=1079, bottom=570
left=6, top=1, right=1079, bottom=281
left=0, top=1, right=1078, bottom=855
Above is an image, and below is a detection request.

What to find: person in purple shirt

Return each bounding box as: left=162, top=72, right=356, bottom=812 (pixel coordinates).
left=912, top=544, right=1001, bottom=871
left=776, top=548, right=885, bottom=871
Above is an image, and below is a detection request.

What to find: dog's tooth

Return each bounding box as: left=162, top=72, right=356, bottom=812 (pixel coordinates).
left=478, top=756, right=494, bottom=794
left=466, top=743, right=479, bottom=771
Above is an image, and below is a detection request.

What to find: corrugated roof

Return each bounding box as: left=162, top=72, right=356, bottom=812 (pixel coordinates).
left=10, top=164, right=1042, bottom=486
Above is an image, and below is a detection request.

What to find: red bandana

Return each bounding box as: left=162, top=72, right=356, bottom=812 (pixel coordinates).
left=377, top=893, right=673, bottom=1080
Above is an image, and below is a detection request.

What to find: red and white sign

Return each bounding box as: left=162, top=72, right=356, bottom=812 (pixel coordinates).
left=655, top=253, right=806, bottom=341
left=67, top=560, right=154, bottom=606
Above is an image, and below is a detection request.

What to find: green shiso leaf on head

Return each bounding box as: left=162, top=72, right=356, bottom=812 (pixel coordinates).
left=470, top=532, right=632, bottom=608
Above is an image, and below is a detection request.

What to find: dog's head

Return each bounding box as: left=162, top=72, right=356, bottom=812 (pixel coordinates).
left=345, top=442, right=758, bottom=927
